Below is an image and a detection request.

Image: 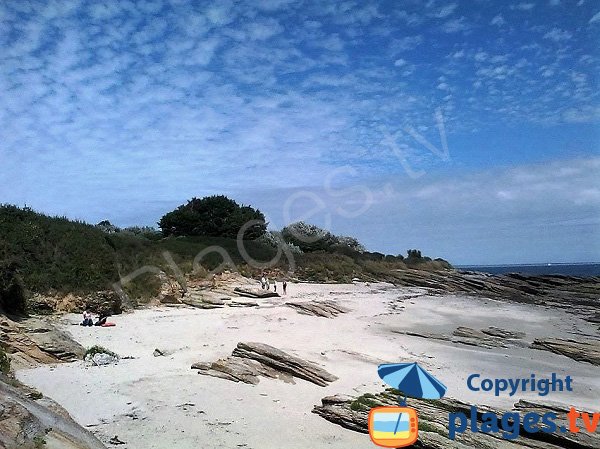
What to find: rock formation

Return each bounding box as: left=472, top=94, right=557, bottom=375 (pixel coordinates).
left=530, top=338, right=600, bottom=366
left=192, top=342, right=337, bottom=386
left=313, top=389, right=600, bottom=449
left=0, top=376, right=106, bottom=449
left=285, top=300, right=349, bottom=318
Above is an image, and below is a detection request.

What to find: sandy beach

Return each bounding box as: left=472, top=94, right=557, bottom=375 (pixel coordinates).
left=14, top=281, right=599, bottom=449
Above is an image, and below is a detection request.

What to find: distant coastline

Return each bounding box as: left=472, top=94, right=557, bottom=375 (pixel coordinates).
left=457, top=263, right=600, bottom=277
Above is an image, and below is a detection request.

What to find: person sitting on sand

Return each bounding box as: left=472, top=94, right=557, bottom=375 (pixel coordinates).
left=94, top=314, right=108, bottom=326
left=81, top=310, right=93, bottom=327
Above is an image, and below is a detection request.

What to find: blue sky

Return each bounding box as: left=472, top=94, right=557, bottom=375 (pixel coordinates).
left=1, top=0, right=599, bottom=264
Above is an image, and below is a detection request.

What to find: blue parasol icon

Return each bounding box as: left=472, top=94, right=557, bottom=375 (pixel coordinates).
left=378, top=362, right=447, bottom=405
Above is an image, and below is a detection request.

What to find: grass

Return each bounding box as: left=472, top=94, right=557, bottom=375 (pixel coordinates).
left=350, top=393, right=381, bottom=411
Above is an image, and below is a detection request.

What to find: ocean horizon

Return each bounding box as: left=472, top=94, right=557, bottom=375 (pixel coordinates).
left=456, top=263, right=600, bottom=277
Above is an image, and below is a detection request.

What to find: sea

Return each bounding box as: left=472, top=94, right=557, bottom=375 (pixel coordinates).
left=456, top=263, right=600, bottom=277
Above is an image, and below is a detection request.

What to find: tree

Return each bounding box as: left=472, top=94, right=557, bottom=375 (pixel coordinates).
left=158, top=195, right=267, bottom=239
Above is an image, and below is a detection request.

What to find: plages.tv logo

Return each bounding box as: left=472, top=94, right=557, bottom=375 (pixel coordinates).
left=368, top=362, right=447, bottom=448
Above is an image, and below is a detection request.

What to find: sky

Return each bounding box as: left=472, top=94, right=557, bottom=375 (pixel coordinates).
left=1, top=0, right=599, bottom=264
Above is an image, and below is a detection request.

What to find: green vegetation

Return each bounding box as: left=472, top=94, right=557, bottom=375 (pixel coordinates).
left=84, top=345, right=118, bottom=360
left=0, top=203, right=451, bottom=313
left=0, top=345, right=10, bottom=374
left=159, top=195, right=267, bottom=239
left=418, top=420, right=448, bottom=437
left=281, top=221, right=365, bottom=253
left=33, top=435, right=47, bottom=447
left=350, top=393, right=381, bottom=411
left=27, top=390, right=44, bottom=400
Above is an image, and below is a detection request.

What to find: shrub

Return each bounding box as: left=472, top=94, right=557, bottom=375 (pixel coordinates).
left=84, top=345, right=118, bottom=360
left=0, top=346, right=10, bottom=374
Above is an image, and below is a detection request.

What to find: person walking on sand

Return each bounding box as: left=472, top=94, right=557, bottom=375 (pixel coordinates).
left=266, top=277, right=270, bottom=290
left=261, top=275, right=266, bottom=289
left=273, top=281, right=277, bottom=293
left=283, top=280, right=287, bottom=295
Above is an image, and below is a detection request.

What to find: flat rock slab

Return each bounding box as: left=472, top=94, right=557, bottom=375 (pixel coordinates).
left=530, top=338, right=600, bottom=366
left=397, top=326, right=527, bottom=350
left=313, top=389, right=599, bottom=449
left=192, top=342, right=337, bottom=387
left=285, top=300, right=350, bottom=318
left=233, top=288, right=280, bottom=299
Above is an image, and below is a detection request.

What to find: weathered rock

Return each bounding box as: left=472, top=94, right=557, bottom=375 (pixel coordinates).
left=233, top=288, right=280, bottom=299
left=228, top=300, right=259, bottom=307
left=530, top=338, right=600, bottom=366
left=86, top=353, right=118, bottom=366
left=192, top=342, right=337, bottom=387
left=23, top=319, right=85, bottom=362
left=285, top=300, right=350, bottom=318
left=0, top=377, right=106, bottom=449
left=397, top=326, right=527, bottom=350
left=159, top=294, right=181, bottom=305
left=388, top=270, right=600, bottom=321
left=232, top=342, right=337, bottom=386
left=481, top=327, right=526, bottom=339
left=192, top=357, right=291, bottom=384
left=313, top=389, right=597, bottom=449
left=181, top=297, right=224, bottom=309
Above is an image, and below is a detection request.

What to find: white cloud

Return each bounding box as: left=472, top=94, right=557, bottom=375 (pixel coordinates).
left=543, top=27, right=572, bottom=41
left=433, top=3, right=458, bottom=19
left=511, top=3, right=536, bottom=10
left=490, top=14, right=506, bottom=26
left=589, top=11, right=600, bottom=23
left=441, top=17, right=470, bottom=33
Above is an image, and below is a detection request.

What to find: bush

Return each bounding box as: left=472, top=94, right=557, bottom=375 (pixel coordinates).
left=0, top=346, right=10, bottom=374
left=84, top=345, right=118, bottom=360
left=159, top=195, right=267, bottom=239
left=0, top=263, right=27, bottom=316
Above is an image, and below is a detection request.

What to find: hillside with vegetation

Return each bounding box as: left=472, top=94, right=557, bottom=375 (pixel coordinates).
left=0, top=200, right=451, bottom=314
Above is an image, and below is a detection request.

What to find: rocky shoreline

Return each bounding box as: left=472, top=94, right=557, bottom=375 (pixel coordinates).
left=1, top=270, right=598, bottom=448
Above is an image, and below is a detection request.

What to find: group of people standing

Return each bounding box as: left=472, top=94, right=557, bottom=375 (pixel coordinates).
left=260, top=275, right=287, bottom=294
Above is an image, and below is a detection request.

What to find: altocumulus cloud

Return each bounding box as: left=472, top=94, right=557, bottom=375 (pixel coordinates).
left=0, top=0, right=598, bottom=263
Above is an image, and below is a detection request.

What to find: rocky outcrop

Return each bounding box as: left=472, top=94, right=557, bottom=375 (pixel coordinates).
left=285, top=300, right=349, bottom=318
left=391, top=270, right=600, bottom=322
left=1, top=317, right=85, bottom=369
left=313, top=389, right=600, bottom=449
left=22, top=319, right=85, bottom=362
left=0, top=376, right=106, bottom=449
left=530, top=338, right=600, bottom=366
left=397, top=326, right=527, bottom=350
left=192, top=342, right=337, bottom=387
left=28, top=291, right=122, bottom=316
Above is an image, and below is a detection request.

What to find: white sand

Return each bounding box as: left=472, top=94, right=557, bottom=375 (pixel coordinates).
left=16, top=282, right=600, bottom=449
